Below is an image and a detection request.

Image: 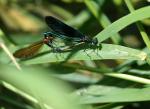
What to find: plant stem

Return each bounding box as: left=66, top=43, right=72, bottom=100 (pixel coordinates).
left=63, top=63, right=150, bottom=85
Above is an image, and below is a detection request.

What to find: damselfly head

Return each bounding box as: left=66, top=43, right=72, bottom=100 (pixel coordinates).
left=84, top=36, right=98, bottom=46
left=44, top=32, right=50, bottom=38
left=43, top=36, right=54, bottom=45
left=91, top=38, right=98, bottom=45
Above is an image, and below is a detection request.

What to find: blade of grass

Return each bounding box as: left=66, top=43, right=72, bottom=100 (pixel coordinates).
left=0, top=29, right=21, bottom=70
left=63, top=63, right=150, bottom=85
left=106, top=73, right=150, bottom=84
left=84, top=0, right=121, bottom=44
left=0, top=42, right=21, bottom=70
left=0, top=65, right=84, bottom=109
left=96, top=6, right=150, bottom=42
left=78, top=85, right=150, bottom=104
left=0, top=94, right=35, bottom=109
left=20, top=43, right=147, bottom=64
left=124, top=0, right=150, bottom=49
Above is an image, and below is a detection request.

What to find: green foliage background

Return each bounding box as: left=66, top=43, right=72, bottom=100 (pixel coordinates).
left=0, top=0, right=150, bottom=109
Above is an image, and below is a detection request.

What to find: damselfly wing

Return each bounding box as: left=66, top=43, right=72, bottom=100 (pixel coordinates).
left=45, top=16, right=85, bottom=40
left=13, top=41, right=43, bottom=58
left=13, top=34, right=62, bottom=58
left=44, top=16, right=98, bottom=45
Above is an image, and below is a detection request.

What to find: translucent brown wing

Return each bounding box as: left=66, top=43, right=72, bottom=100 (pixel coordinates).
left=13, top=41, right=43, bottom=58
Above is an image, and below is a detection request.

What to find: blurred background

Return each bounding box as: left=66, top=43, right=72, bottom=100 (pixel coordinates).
left=0, top=0, right=150, bottom=109
left=0, top=0, right=149, bottom=47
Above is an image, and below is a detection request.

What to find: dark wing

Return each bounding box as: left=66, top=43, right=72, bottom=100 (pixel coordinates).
left=45, top=16, right=85, bottom=39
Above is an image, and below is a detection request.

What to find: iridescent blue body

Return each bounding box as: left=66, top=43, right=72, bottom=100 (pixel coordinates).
left=43, top=16, right=98, bottom=47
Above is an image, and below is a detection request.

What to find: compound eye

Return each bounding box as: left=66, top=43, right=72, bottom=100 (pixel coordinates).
left=93, top=38, right=98, bottom=45
left=44, top=33, right=49, bottom=38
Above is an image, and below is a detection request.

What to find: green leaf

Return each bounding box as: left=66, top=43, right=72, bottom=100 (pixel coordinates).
left=20, top=43, right=147, bottom=64
left=84, top=0, right=122, bottom=44
left=0, top=64, right=84, bottom=109
left=129, top=69, right=150, bottom=75
left=124, top=0, right=150, bottom=49
left=96, top=6, right=150, bottom=42
left=78, top=85, right=150, bottom=104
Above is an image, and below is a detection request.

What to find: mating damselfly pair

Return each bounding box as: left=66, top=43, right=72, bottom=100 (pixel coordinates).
left=13, top=16, right=98, bottom=58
